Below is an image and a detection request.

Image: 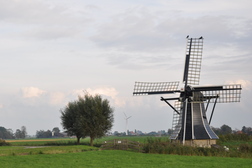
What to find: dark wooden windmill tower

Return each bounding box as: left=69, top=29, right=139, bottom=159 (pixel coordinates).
left=133, top=36, right=242, bottom=147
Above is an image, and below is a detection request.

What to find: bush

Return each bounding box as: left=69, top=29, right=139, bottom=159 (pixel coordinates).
left=239, top=144, right=252, bottom=153
left=141, top=137, right=252, bottom=158
left=218, top=133, right=250, bottom=143
left=0, top=139, right=10, bottom=146
left=142, top=137, right=170, bottom=154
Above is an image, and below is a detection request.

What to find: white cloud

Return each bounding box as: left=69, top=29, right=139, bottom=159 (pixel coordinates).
left=159, top=0, right=252, bottom=16
left=0, top=0, right=93, bottom=41
left=90, top=6, right=251, bottom=55
left=49, top=92, right=66, bottom=105
left=87, top=87, right=118, bottom=98
left=73, top=87, right=125, bottom=107
left=21, top=87, right=46, bottom=98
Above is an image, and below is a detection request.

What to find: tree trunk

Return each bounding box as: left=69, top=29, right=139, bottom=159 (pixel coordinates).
left=77, top=137, right=80, bottom=145
left=90, top=137, right=94, bottom=146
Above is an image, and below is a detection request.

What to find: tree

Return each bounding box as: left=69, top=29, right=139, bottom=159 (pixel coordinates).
left=79, top=94, right=114, bottom=146
left=15, top=129, right=22, bottom=139
left=241, top=126, right=252, bottom=135
left=61, top=93, right=114, bottom=146
left=52, top=127, right=60, bottom=134
left=220, top=124, right=232, bottom=135
left=52, top=127, right=63, bottom=137
left=15, top=126, right=27, bottom=139
left=61, top=100, right=87, bottom=144
left=242, top=126, right=246, bottom=133
left=0, top=127, right=15, bottom=139
left=36, top=130, right=52, bottom=138
left=211, top=126, right=221, bottom=135
left=21, top=126, right=27, bottom=138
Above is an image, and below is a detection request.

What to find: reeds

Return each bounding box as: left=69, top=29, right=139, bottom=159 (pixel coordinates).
left=142, top=137, right=252, bottom=158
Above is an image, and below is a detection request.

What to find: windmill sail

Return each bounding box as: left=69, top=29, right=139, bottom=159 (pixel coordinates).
left=193, top=84, right=242, bottom=103
left=170, top=101, right=183, bottom=139
left=183, top=38, right=203, bottom=85
left=133, top=81, right=180, bottom=95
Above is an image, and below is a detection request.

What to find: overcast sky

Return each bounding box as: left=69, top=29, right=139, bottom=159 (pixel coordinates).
left=0, top=0, right=251, bottom=135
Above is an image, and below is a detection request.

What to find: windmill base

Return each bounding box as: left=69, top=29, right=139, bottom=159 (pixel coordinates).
left=172, top=139, right=217, bottom=148
left=185, top=139, right=216, bottom=148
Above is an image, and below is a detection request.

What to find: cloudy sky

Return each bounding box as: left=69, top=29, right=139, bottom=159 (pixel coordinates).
left=0, top=0, right=251, bottom=135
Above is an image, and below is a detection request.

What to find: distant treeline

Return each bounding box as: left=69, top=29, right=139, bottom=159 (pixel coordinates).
left=36, top=127, right=64, bottom=138
left=0, top=126, right=63, bottom=139
left=1, top=124, right=252, bottom=139
left=0, top=126, right=27, bottom=139
left=211, top=125, right=252, bottom=135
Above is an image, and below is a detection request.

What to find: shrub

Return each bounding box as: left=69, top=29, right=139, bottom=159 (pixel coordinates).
left=142, top=138, right=232, bottom=157
left=0, top=139, right=10, bottom=146
left=218, top=133, right=250, bottom=143
left=239, top=144, right=252, bottom=153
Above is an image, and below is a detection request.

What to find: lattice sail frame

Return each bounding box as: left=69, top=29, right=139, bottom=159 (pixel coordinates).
left=133, top=81, right=180, bottom=95
left=193, top=84, right=242, bottom=103
left=184, top=38, right=203, bottom=85
left=170, top=101, right=183, bottom=140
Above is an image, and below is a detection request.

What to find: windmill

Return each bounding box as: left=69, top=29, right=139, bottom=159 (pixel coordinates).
left=133, top=36, right=242, bottom=147
left=124, top=112, right=132, bottom=135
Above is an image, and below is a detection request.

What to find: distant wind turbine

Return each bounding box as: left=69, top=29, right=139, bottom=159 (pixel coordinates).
left=124, top=112, right=132, bottom=135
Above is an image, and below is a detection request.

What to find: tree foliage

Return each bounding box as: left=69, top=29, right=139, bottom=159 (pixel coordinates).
left=61, top=100, right=87, bottom=144
left=52, top=127, right=60, bottom=134
left=36, top=130, right=52, bottom=138
left=61, top=93, right=114, bottom=146
left=15, top=129, right=22, bottom=139
left=211, top=124, right=232, bottom=135
left=242, top=126, right=252, bottom=135
left=52, top=127, right=64, bottom=137
left=0, top=126, right=15, bottom=139
left=15, top=126, right=27, bottom=139
left=220, top=124, right=232, bottom=135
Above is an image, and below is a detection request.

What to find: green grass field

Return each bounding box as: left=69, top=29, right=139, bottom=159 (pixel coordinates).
left=0, top=150, right=252, bottom=168
left=1, top=136, right=252, bottom=168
